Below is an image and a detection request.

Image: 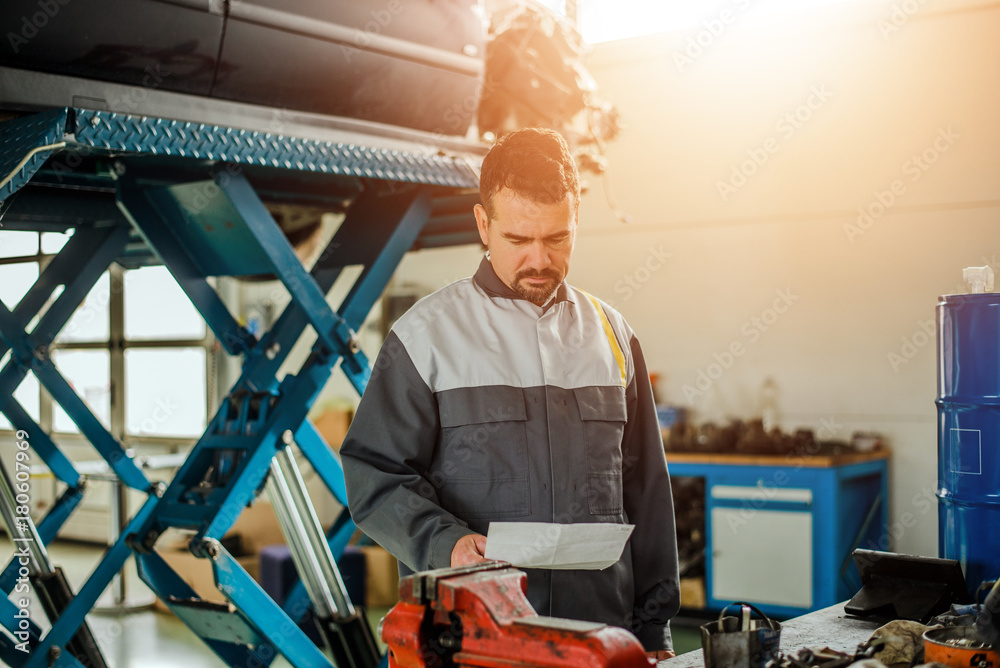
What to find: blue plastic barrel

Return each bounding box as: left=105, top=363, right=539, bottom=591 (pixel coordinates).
left=937, top=293, right=1000, bottom=594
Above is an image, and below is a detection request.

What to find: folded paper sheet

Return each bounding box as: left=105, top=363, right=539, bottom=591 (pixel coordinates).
left=484, top=522, right=634, bottom=570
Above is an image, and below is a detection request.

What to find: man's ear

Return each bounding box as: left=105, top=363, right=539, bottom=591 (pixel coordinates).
left=474, top=203, right=490, bottom=247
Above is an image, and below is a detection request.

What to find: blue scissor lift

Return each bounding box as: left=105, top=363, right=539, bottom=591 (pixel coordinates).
left=0, top=106, right=482, bottom=667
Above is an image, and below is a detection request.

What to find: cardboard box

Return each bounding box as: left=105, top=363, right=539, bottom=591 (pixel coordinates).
left=313, top=408, right=353, bottom=451
left=228, top=499, right=286, bottom=554
left=152, top=501, right=283, bottom=614
left=680, top=577, right=706, bottom=610
left=361, top=545, right=399, bottom=608
left=153, top=549, right=258, bottom=612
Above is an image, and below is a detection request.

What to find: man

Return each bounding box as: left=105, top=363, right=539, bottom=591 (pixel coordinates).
left=340, top=128, right=680, bottom=659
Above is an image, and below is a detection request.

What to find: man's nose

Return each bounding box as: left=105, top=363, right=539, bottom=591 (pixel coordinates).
left=524, top=241, right=549, bottom=269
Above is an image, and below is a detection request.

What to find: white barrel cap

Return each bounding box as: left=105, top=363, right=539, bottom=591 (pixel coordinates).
left=963, top=266, right=995, bottom=294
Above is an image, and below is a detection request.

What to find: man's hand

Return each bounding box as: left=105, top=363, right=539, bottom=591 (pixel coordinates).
left=451, top=533, right=488, bottom=567
left=647, top=649, right=676, bottom=663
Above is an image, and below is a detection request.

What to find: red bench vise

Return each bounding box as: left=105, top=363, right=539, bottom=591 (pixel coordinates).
left=380, top=561, right=654, bottom=668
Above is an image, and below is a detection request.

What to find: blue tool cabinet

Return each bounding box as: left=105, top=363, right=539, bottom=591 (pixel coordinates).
left=667, top=450, right=890, bottom=619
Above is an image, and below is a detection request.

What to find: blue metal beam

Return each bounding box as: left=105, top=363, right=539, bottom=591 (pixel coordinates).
left=0, top=108, right=68, bottom=202
left=0, top=399, right=79, bottom=487
left=0, top=592, right=42, bottom=657
left=0, top=102, right=472, bottom=668
left=294, top=420, right=348, bottom=506
left=216, top=174, right=361, bottom=366
left=73, top=109, right=478, bottom=188
left=115, top=171, right=257, bottom=356
left=22, top=494, right=160, bottom=668
left=198, top=361, right=334, bottom=544
left=213, top=546, right=332, bottom=667
left=0, top=486, right=83, bottom=595
left=31, top=364, right=148, bottom=491
left=237, top=183, right=430, bottom=396
left=135, top=550, right=270, bottom=667
left=335, top=188, right=433, bottom=332
left=0, top=221, right=147, bottom=490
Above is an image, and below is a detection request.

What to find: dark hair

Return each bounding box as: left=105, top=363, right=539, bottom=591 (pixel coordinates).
left=479, top=128, right=580, bottom=219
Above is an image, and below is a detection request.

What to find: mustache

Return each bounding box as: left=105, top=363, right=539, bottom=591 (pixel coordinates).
left=516, top=268, right=560, bottom=281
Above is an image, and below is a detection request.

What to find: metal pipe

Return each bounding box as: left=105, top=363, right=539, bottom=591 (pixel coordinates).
left=274, top=446, right=355, bottom=618
left=266, top=454, right=339, bottom=618
left=108, top=479, right=127, bottom=604
left=0, top=457, right=51, bottom=575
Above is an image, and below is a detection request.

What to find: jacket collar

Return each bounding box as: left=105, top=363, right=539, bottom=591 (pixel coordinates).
left=473, top=255, right=571, bottom=306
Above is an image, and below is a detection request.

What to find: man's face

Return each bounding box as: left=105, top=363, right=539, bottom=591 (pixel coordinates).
left=474, top=188, right=578, bottom=306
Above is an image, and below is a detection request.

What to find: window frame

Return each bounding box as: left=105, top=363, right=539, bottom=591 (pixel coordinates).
left=0, top=232, right=215, bottom=453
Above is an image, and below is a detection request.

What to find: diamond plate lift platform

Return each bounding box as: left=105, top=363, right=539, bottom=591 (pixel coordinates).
left=0, top=105, right=482, bottom=667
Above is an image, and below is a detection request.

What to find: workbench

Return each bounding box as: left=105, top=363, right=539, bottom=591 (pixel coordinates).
left=667, top=449, right=890, bottom=618
left=664, top=602, right=880, bottom=668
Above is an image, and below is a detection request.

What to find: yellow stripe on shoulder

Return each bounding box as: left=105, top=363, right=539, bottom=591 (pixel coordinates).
left=581, top=291, right=627, bottom=388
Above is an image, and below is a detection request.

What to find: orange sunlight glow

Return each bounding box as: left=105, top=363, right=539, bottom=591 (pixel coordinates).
left=576, top=0, right=856, bottom=44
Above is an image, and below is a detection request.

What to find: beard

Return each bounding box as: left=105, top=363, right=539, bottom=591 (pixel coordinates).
left=513, top=268, right=561, bottom=306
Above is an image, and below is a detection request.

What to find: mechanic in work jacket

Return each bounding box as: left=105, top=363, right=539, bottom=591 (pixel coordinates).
left=340, top=128, right=680, bottom=653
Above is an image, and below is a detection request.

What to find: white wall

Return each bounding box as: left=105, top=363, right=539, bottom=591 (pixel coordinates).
left=387, top=0, right=1000, bottom=557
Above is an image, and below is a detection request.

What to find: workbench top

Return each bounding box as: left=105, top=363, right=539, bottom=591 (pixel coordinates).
left=663, top=603, right=881, bottom=668
left=664, top=448, right=890, bottom=468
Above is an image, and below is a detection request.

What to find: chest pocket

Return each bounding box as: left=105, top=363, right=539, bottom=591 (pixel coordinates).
left=574, top=386, right=627, bottom=516
left=432, top=386, right=530, bottom=519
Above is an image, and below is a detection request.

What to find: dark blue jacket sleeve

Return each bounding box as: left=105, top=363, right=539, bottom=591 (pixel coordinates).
left=340, top=331, right=474, bottom=572
left=623, top=335, right=681, bottom=651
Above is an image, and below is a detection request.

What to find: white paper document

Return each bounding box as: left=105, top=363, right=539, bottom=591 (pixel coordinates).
left=484, top=522, right=634, bottom=570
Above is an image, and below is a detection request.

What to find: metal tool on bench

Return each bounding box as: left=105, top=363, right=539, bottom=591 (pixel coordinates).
left=979, top=579, right=1000, bottom=650
left=700, top=602, right=782, bottom=668
left=0, top=457, right=108, bottom=668
left=266, top=443, right=380, bottom=668
left=380, top=561, right=654, bottom=668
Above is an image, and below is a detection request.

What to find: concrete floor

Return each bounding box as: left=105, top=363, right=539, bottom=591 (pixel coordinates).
left=2, top=536, right=702, bottom=666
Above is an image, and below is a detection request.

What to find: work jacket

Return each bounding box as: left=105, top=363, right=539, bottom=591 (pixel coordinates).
left=341, top=257, right=681, bottom=651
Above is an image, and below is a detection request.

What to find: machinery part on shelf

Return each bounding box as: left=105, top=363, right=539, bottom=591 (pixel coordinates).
left=0, top=457, right=109, bottom=668
left=381, top=562, right=653, bottom=668
left=978, top=579, right=1000, bottom=651
left=267, top=446, right=380, bottom=668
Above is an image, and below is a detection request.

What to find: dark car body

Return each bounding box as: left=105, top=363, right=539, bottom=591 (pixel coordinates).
left=1, top=0, right=485, bottom=137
